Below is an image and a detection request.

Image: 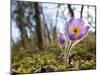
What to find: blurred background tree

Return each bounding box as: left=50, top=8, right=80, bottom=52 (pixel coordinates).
left=12, top=1, right=96, bottom=51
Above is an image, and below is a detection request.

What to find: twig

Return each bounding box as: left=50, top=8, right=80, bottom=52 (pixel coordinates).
left=55, top=4, right=60, bottom=27
left=53, top=4, right=61, bottom=39
left=68, top=4, right=74, bottom=17
left=80, top=5, right=84, bottom=18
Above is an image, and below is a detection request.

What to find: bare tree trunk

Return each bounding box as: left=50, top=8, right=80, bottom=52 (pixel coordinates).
left=53, top=4, right=60, bottom=41
left=34, top=2, right=44, bottom=49
left=16, top=2, right=29, bottom=49
left=40, top=6, right=52, bottom=42
left=20, top=25, right=29, bottom=48
left=17, top=19, right=29, bottom=49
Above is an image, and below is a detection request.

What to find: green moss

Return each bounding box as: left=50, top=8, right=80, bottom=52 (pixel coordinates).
left=80, top=61, right=96, bottom=70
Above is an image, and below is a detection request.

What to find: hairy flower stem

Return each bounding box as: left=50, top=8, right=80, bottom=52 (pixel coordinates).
left=66, top=41, right=73, bottom=63
left=64, top=41, right=73, bottom=64
left=64, top=44, right=68, bottom=63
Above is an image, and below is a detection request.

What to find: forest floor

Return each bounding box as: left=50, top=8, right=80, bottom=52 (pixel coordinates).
left=12, top=33, right=96, bottom=74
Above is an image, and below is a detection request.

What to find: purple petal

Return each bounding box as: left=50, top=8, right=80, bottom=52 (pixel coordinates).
left=75, top=18, right=85, bottom=28
left=84, top=26, right=90, bottom=35
left=58, top=33, right=66, bottom=44
left=67, top=18, right=74, bottom=32
left=67, top=32, right=76, bottom=41
left=67, top=18, right=84, bottom=33
left=76, top=26, right=90, bottom=40
left=67, top=18, right=89, bottom=41
left=67, top=18, right=77, bottom=41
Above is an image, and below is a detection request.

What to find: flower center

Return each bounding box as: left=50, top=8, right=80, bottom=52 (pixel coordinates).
left=70, top=25, right=80, bottom=37
left=74, top=29, right=77, bottom=32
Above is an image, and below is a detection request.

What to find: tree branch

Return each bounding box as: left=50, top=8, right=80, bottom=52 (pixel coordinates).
left=80, top=5, right=84, bottom=18
left=68, top=4, right=74, bottom=17
left=53, top=4, right=60, bottom=39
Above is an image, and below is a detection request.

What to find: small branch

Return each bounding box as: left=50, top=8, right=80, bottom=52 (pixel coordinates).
left=40, top=6, right=51, bottom=42
left=68, top=4, right=74, bottom=17
left=55, top=4, right=60, bottom=26
left=80, top=5, right=84, bottom=18
left=53, top=4, right=60, bottom=39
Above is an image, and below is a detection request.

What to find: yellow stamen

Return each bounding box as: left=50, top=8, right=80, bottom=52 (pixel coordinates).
left=70, top=25, right=80, bottom=37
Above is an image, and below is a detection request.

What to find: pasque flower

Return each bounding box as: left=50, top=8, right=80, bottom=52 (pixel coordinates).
left=58, top=33, right=66, bottom=44
left=58, top=18, right=90, bottom=63
left=67, top=18, right=90, bottom=41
